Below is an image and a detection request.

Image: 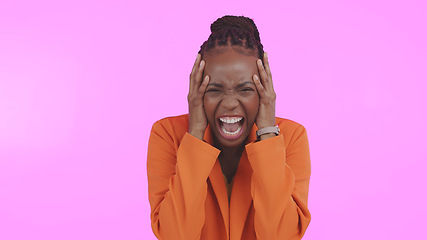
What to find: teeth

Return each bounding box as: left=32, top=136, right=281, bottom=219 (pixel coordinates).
left=219, top=117, right=243, bottom=124
left=221, top=125, right=242, bottom=135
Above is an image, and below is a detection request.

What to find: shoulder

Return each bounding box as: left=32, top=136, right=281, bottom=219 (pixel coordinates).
left=150, top=114, right=189, bottom=148
left=152, top=114, right=189, bottom=131
left=276, top=117, right=307, bottom=134
left=275, top=117, right=309, bottom=148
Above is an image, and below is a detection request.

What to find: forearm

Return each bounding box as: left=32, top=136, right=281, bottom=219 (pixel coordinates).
left=246, top=134, right=311, bottom=239
left=148, top=132, right=220, bottom=239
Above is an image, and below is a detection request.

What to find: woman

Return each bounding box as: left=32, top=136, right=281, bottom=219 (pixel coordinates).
left=147, top=15, right=311, bottom=240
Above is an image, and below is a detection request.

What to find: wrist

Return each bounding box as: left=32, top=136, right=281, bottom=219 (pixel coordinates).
left=256, top=120, right=276, bottom=130
left=188, top=129, right=204, bottom=140
left=256, top=125, right=280, bottom=141
left=259, top=132, right=276, bottom=141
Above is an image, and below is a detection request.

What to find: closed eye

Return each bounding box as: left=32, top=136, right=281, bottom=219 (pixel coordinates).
left=241, top=88, right=255, bottom=92
left=206, top=88, right=221, bottom=92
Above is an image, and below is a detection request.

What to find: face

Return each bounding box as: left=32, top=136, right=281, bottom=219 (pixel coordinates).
left=203, top=47, right=260, bottom=149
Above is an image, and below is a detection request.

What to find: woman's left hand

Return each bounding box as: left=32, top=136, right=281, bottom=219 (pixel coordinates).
left=253, top=52, right=276, bottom=131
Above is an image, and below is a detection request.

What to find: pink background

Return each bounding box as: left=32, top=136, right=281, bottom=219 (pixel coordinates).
left=1, top=0, right=426, bottom=239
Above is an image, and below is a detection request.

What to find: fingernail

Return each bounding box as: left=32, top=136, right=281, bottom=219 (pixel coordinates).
left=254, top=75, right=259, bottom=80
left=265, top=52, right=268, bottom=58
left=199, top=60, right=204, bottom=68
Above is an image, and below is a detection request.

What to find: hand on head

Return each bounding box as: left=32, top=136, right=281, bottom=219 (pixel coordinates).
left=188, top=15, right=276, bottom=144
left=187, top=51, right=277, bottom=143
left=252, top=52, right=276, bottom=130
left=187, top=54, right=210, bottom=140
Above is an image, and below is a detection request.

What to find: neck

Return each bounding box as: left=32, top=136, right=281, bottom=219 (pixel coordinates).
left=213, top=137, right=246, bottom=156
left=213, top=137, right=246, bottom=182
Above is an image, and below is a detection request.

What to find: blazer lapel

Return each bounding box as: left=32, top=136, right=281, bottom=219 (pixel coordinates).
left=229, top=125, right=258, bottom=239
left=204, top=124, right=259, bottom=239
left=204, top=125, right=230, bottom=237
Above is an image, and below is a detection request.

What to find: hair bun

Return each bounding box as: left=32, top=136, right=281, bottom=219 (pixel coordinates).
left=210, top=15, right=260, bottom=42
left=199, top=15, right=264, bottom=58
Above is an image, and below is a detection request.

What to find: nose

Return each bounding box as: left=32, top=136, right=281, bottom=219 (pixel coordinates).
left=220, top=92, right=239, bottom=110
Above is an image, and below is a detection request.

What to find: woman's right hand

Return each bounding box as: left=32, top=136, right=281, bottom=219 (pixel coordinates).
left=187, top=54, right=210, bottom=140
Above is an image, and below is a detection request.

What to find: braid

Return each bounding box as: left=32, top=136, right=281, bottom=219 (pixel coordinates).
left=198, top=15, right=264, bottom=60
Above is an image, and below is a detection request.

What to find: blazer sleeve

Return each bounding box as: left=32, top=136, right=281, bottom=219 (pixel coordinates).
left=245, top=124, right=311, bottom=240
left=147, top=121, right=220, bottom=240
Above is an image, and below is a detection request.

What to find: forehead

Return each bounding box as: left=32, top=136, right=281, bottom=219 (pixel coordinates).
left=203, top=47, right=258, bottom=82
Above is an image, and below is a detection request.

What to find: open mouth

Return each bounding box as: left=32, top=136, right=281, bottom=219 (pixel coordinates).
left=217, top=116, right=245, bottom=140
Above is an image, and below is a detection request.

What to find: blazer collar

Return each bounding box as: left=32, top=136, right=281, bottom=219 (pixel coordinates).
left=204, top=124, right=258, bottom=239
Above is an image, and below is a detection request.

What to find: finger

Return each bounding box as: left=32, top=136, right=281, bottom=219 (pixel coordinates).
left=252, top=74, right=267, bottom=99
left=257, top=59, right=270, bottom=86
left=189, top=54, right=202, bottom=94
left=197, top=75, right=210, bottom=98
left=260, top=54, right=275, bottom=93
left=194, top=60, right=205, bottom=86
left=191, top=59, right=205, bottom=95
left=190, top=54, right=201, bottom=79
left=263, top=52, right=272, bottom=80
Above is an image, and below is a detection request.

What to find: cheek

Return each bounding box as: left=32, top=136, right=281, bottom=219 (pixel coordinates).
left=242, top=94, right=260, bottom=118
left=203, top=97, right=217, bottom=118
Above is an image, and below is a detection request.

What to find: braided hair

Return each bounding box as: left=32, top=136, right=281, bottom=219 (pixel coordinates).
left=198, top=15, right=264, bottom=60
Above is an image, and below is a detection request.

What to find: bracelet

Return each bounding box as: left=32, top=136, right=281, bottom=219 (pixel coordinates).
left=256, top=125, right=280, bottom=139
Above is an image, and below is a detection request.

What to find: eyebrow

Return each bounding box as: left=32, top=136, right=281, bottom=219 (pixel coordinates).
left=207, top=81, right=255, bottom=88
left=207, top=83, right=223, bottom=88
left=237, top=81, right=255, bottom=88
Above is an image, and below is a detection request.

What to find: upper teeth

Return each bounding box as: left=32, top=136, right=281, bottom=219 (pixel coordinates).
left=219, top=117, right=243, bottom=124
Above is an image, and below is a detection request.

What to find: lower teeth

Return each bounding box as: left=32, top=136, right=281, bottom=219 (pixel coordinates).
left=221, top=125, right=242, bottom=135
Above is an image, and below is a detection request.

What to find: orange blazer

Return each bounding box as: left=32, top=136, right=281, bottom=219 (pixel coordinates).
left=147, top=114, right=311, bottom=240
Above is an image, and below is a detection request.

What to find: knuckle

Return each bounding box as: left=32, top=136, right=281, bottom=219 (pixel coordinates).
left=188, top=94, right=197, bottom=102
left=193, top=99, right=202, bottom=107
left=198, top=88, right=205, bottom=94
